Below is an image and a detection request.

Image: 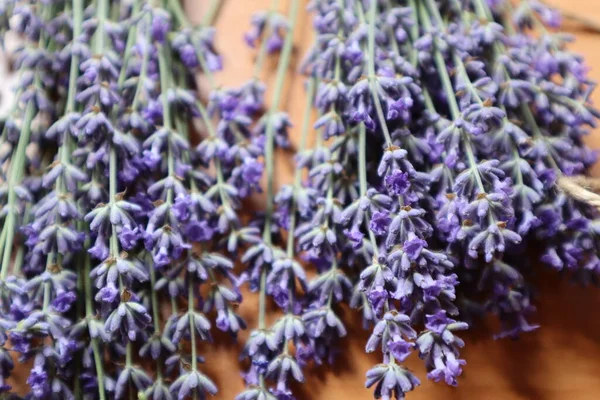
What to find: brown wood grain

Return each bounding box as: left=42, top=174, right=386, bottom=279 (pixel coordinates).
left=10, top=1, right=600, bottom=399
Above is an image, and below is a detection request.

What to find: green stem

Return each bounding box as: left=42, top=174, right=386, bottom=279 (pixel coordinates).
left=195, top=100, right=217, bottom=137
left=325, top=257, right=339, bottom=309
left=407, top=0, right=419, bottom=66
left=262, top=0, right=300, bottom=243
left=158, top=46, right=173, bottom=131
left=109, top=147, right=119, bottom=257
left=130, top=25, right=152, bottom=109
left=42, top=260, right=51, bottom=311
left=84, top=254, right=107, bottom=400
left=41, top=0, right=85, bottom=314
left=169, top=0, right=190, bottom=28
left=90, top=338, right=106, bottom=400
left=157, top=44, right=175, bottom=204
left=83, top=259, right=95, bottom=319
left=255, top=2, right=300, bottom=386
left=286, top=78, right=316, bottom=256
left=11, top=223, right=26, bottom=275
left=364, top=0, right=393, bottom=145
left=0, top=228, right=7, bottom=279
left=257, top=270, right=267, bottom=330
left=0, top=101, right=35, bottom=279
left=171, top=297, right=177, bottom=317
left=117, top=0, right=141, bottom=85
left=113, top=0, right=144, bottom=117
left=188, top=276, right=197, bottom=372
left=358, top=124, right=379, bottom=257
left=148, top=260, right=163, bottom=381
left=201, top=0, right=223, bottom=26
left=126, top=341, right=132, bottom=368
left=67, top=0, right=83, bottom=111
left=131, top=33, right=151, bottom=111
left=149, top=264, right=161, bottom=335
left=94, top=0, right=108, bottom=53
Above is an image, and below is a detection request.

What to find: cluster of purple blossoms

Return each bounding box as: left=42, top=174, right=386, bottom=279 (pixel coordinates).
left=0, top=0, right=599, bottom=399
left=0, top=0, right=79, bottom=397
left=299, top=0, right=466, bottom=396
left=236, top=2, right=309, bottom=399
left=0, top=0, right=252, bottom=398
left=297, top=0, right=600, bottom=398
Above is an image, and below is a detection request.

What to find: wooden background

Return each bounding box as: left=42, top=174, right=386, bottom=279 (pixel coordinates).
left=186, top=0, right=600, bottom=399
left=12, top=1, right=600, bottom=399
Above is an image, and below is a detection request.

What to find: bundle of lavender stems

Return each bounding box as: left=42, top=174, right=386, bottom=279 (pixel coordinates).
left=0, top=0, right=598, bottom=398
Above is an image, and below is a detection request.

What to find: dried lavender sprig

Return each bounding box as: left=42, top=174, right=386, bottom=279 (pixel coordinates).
left=493, top=3, right=600, bottom=287
left=237, top=1, right=301, bottom=396
left=78, top=1, right=153, bottom=397
left=112, top=2, right=217, bottom=397
left=452, top=0, right=557, bottom=335
left=149, top=20, right=262, bottom=400
left=78, top=251, right=109, bottom=400
left=355, top=1, right=464, bottom=395
left=467, top=0, right=543, bottom=235
left=356, top=4, right=419, bottom=393
left=0, top=1, right=55, bottom=278
left=18, top=0, right=89, bottom=396
left=170, top=0, right=251, bottom=335
left=173, top=3, right=284, bottom=393
left=424, top=0, right=520, bottom=250
left=171, top=1, right=292, bottom=395
left=502, top=1, right=599, bottom=258
left=260, top=0, right=299, bottom=244
left=293, top=1, right=357, bottom=370
left=37, top=0, right=85, bottom=304
left=142, top=3, right=259, bottom=398
left=483, top=0, right=597, bottom=325
left=239, top=79, right=317, bottom=400
left=7, top=0, right=96, bottom=395
left=124, top=7, right=183, bottom=398
left=426, top=0, right=595, bottom=335
left=413, top=0, right=533, bottom=339
left=299, top=0, right=466, bottom=392
left=150, top=24, right=218, bottom=399
left=0, top=2, right=67, bottom=395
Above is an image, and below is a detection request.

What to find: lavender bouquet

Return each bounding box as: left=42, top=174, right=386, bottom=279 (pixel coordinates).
left=0, top=0, right=599, bottom=399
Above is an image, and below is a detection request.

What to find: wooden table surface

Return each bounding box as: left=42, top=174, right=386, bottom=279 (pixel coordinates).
left=187, top=1, right=600, bottom=399
left=11, top=1, right=600, bottom=399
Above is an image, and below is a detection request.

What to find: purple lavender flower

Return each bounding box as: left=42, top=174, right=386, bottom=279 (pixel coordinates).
left=244, top=10, right=290, bottom=53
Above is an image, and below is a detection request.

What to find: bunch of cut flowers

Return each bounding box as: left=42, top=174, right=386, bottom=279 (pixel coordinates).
left=0, top=0, right=599, bottom=399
